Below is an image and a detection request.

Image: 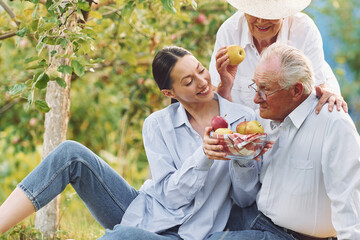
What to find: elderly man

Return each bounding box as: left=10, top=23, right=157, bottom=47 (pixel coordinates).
left=206, top=42, right=360, bottom=240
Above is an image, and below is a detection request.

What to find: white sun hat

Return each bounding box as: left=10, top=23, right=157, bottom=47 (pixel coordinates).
left=226, top=0, right=312, bottom=20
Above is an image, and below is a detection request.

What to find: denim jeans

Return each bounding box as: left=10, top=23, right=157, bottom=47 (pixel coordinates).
left=18, top=140, right=182, bottom=240
left=207, top=203, right=296, bottom=240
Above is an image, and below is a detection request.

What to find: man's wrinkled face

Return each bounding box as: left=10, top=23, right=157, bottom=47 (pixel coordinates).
left=252, top=57, right=294, bottom=122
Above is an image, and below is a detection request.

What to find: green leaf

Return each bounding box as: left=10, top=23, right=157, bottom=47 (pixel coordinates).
left=36, top=36, right=45, bottom=52
left=57, top=65, right=73, bottom=75
left=25, top=93, right=33, bottom=111
left=16, top=27, right=27, bottom=37
left=46, top=0, right=56, bottom=16
left=35, top=100, right=51, bottom=113
left=38, top=59, right=48, bottom=67
left=34, top=72, right=50, bottom=89
left=71, top=60, right=85, bottom=77
left=29, top=0, right=40, bottom=3
left=39, top=23, right=57, bottom=32
left=58, top=38, right=68, bottom=48
left=122, top=1, right=135, bottom=21
left=9, top=83, right=26, bottom=95
left=48, top=1, right=62, bottom=11
left=161, top=0, right=176, bottom=14
left=24, top=56, right=40, bottom=63
left=50, top=50, right=57, bottom=57
left=78, top=0, right=91, bottom=11
left=55, top=77, right=66, bottom=88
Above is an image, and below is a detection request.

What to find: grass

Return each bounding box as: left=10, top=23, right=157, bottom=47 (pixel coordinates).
left=1, top=186, right=105, bottom=239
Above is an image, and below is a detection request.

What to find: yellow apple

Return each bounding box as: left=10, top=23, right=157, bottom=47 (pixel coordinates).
left=227, top=45, right=246, bottom=65
left=215, top=128, right=233, bottom=134
left=236, top=120, right=264, bottom=134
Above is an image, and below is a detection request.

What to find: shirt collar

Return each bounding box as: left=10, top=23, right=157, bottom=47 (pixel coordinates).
left=173, top=103, right=190, bottom=128
left=239, top=13, right=253, bottom=49
left=286, top=92, right=317, bottom=129
left=275, top=17, right=290, bottom=44
left=216, top=92, right=248, bottom=125
left=172, top=92, right=248, bottom=128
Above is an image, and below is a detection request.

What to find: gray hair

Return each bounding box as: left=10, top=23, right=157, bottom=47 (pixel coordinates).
left=260, top=42, right=314, bottom=95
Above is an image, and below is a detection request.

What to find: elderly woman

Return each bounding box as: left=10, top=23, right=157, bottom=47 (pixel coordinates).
left=210, top=0, right=347, bottom=115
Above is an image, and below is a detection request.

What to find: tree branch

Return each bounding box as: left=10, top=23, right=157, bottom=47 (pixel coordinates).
left=0, top=30, right=17, bottom=40
left=0, top=0, right=20, bottom=26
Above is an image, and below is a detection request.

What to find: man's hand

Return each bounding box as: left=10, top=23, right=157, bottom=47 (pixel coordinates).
left=203, top=127, right=230, bottom=160
left=254, top=141, right=274, bottom=161
left=215, top=46, right=239, bottom=102
left=315, top=85, right=348, bottom=114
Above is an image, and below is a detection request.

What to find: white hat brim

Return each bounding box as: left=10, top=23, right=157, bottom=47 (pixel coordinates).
left=227, top=0, right=311, bottom=19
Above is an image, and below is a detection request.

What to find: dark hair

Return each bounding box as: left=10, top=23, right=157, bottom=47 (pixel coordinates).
left=152, top=46, right=192, bottom=90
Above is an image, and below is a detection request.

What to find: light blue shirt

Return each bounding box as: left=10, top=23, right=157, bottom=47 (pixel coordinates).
left=120, top=93, right=261, bottom=240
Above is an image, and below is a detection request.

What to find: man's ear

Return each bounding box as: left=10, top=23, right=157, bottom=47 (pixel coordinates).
left=161, top=89, right=175, bottom=98
left=292, top=82, right=304, bottom=100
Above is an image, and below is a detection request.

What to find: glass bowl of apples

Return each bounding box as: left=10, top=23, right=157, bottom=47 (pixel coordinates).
left=210, top=116, right=267, bottom=163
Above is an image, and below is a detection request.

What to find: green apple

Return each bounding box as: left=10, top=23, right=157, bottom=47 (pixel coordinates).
left=215, top=128, right=233, bottom=134
left=236, top=120, right=264, bottom=134
left=227, top=45, right=246, bottom=65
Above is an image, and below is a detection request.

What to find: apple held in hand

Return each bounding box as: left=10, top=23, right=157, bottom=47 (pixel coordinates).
left=215, top=128, right=233, bottom=134
left=227, top=45, right=246, bottom=66
left=211, top=116, right=228, bottom=131
left=236, top=120, right=264, bottom=135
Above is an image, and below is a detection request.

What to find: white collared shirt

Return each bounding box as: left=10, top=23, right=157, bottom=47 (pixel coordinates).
left=257, top=93, right=360, bottom=239
left=120, top=93, right=261, bottom=240
left=209, top=11, right=341, bottom=110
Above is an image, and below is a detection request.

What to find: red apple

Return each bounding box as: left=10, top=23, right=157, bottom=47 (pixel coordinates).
left=194, top=13, right=207, bottom=24
left=211, top=116, right=228, bottom=131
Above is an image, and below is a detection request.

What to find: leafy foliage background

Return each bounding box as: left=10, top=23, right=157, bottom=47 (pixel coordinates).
left=0, top=0, right=359, bottom=238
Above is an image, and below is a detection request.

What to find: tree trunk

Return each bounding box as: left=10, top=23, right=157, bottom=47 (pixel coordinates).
left=35, top=66, right=71, bottom=238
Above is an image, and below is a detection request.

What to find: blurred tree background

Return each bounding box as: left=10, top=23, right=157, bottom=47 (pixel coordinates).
left=0, top=0, right=359, bottom=238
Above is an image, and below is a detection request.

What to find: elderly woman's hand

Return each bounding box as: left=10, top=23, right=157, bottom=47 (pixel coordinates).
left=216, top=46, right=239, bottom=85
left=203, top=127, right=230, bottom=160
left=315, top=86, right=348, bottom=114
left=215, top=46, right=240, bottom=101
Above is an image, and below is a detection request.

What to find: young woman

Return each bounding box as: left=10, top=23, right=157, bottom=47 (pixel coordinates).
left=0, top=46, right=265, bottom=240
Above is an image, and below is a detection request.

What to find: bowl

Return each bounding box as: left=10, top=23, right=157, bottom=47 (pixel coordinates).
left=210, top=131, right=267, bottom=163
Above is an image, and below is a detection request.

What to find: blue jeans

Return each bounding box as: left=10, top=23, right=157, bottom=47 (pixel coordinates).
left=207, top=203, right=296, bottom=240
left=18, top=140, right=182, bottom=240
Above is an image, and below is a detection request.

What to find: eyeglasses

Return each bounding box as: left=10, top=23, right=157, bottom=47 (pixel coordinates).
left=248, top=82, right=287, bottom=101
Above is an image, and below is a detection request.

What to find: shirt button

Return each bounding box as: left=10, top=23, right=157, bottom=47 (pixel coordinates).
left=197, top=201, right=201, bottom=205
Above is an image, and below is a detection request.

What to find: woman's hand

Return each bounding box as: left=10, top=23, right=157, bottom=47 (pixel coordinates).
left=203, top=127, right=230, bottom=160
left=315, top=85, right=348, bottom=114
left=254, top=141, right=274, bottom=161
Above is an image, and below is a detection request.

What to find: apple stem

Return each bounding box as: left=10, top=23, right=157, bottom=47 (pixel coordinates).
left=223, top=114, right=227, bottom=118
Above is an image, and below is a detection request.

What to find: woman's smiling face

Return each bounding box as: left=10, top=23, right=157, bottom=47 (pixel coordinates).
left=167, top=55, right=213, bottom=104
left=245, top=13, right=283, bottom=46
